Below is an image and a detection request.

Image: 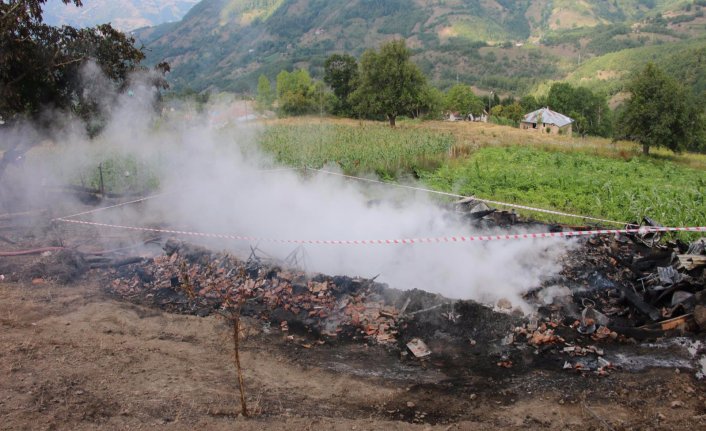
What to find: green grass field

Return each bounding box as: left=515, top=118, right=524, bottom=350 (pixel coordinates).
left=258, top=119, right=706, bottom=230
left=420, top=146, right=705, bottom=229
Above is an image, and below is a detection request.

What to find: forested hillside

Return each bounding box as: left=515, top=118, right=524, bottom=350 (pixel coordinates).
left=135, top=0, right=706, bottom=95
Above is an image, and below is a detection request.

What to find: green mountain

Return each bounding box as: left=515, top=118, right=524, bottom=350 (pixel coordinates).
left=43, top=0, right=199, bottom=31
left=137, top=0, right=706, bottom=95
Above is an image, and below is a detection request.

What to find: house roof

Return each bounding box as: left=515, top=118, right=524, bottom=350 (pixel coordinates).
left=522, top=108, right=573, bottom=127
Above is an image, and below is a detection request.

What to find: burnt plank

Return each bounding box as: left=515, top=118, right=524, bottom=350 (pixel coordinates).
left=618, top=284, right=661, bottom=321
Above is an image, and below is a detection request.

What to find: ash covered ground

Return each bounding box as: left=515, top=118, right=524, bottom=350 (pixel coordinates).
left=1, top=192, right=706, bottom=428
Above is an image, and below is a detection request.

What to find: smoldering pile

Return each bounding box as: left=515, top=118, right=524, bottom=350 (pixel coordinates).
left=107, top=239, right=404, bottom=344
left=534, top=231, right=706, bottom=335
left=103, top=238, right=526, bottom=367
left=99, top=225, right=706, bottom=378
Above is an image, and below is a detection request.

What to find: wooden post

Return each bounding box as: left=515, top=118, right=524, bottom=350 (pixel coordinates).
left=231, top=310, right=249, bottom=417
left=98, top=163, right=105, bottom=197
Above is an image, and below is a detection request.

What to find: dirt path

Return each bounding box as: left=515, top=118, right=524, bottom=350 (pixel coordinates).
left=1, top=277, right=705, bottom=430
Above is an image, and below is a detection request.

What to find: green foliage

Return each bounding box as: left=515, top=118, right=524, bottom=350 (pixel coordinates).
left=565, top=38, right=706, bottom=96
left=258, top=122, right=455, bottom=178
left=420, top=146, right=706, bottom=230
left=541, top=23, right=679, bottom=56
left=165, top=86, right=210, bottom=112
left=520, top=95, right=544, bottom=112
left=410, top=84, right=445, bottom=120
left=350, top=40, right=427, bottom=126
left=662, top=46, right=706, bottom=96
left=257, top=120, right=706, bottom=230
left=265, top=0, right=333, bottom=39
left=323, top=53, right=358, bottom=116
left=546, top=83, right=612, bottom=137
left=276, top=69, right=316, bottom=116
left=379, top=8, right=427, bottom=37
left=488, top=115, right=519, bottom=127
left=617, top=63, right=705, bottom=154
left=341, top=0, right=408, bottom=22
left=483, top=92, right=501, bottom=111
left=490, top=102, right=524, bottom=123
left=256, top=74, right=274, bottom=112
left=444, top=84, right=484, bottom=117
left=138, top=0, right=706, bottom=99
left=76, top=153, right=160, bottom=195
left=0, top=1, right=148, bottom=123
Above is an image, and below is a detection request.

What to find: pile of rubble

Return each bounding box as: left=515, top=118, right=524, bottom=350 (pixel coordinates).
left=108, top=239, right=402, bottom=345
left=504, top=230, right=706, bottom=376
left=99, top=227, right=706, bottom=376
left=541, top=232, right=706, bottom=334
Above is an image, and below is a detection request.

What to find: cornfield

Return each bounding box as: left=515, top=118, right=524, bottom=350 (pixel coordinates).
left=258, top=120, right=706, bottom=235
left=259, top=122, right=455, bottom=178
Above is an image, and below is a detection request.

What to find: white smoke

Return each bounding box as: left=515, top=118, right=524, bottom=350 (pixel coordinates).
left=1, top=71, right=576, bottom=310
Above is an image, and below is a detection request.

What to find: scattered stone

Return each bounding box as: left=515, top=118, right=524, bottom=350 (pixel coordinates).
left=497, top=298, right=512, bottom=310
left=407, top=338, right=432, bottom=358
left=671, top=400, right=684, bottom=409
left=695, top=306, right=706, bottom=330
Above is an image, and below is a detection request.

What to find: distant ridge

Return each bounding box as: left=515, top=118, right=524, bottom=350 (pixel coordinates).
left=129, top=0, right=706, bottom=95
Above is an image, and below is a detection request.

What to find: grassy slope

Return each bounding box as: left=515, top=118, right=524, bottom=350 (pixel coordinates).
left=257, top=118, right=706, bottom=229
left=563, top=37, right=706, bottom=94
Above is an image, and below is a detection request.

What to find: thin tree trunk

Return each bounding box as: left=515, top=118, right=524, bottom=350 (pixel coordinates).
left=231, top=311, right=248, bottom=417
left=642, top=143, right=649, bottom=156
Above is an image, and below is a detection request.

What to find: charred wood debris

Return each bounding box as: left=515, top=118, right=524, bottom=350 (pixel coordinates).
left=100, top=217, right=706, bottom=378
left=2, top=200, right=705, bottom=377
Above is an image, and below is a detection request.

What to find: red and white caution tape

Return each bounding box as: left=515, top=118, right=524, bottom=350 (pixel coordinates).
left=55, top=217, right=706, bottom=246
left=307, top=168, right=630, bottom=226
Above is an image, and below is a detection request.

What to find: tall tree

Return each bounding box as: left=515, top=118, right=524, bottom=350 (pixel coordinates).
left=491, top=102, right=524, bottom=123
left=323, top=53, right=358, bottom=116
left=444, top=84, right=484, bottom=117
left=410, top=84, right=444, bottom=119
left=350, top=40, right=427, bottom=127
left=1, top=0, right=147, bottom=121
left=519, top=95, right=542, bottom=113
left=276, top=69, right=315, bottom=116
left=617, top=63, right=704, bottom=155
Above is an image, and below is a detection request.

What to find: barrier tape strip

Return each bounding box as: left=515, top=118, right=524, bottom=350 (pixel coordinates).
left=307, top=168, right=630, bottom=226
left=55, top=217, right=706, bottom=246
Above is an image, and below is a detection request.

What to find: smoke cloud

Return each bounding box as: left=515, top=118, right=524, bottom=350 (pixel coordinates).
left=0, top=69, right=576, bottom=310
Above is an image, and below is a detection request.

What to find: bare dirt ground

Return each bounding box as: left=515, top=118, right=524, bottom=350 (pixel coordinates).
left=1, top=270, right=705, bottom=430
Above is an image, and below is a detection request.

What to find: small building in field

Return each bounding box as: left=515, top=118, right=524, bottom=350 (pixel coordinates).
left=445, top=111, right=463, bottom=121
left=520, top=107, right=573, bottom=136
left=467, top=110, right=489, bottom=123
